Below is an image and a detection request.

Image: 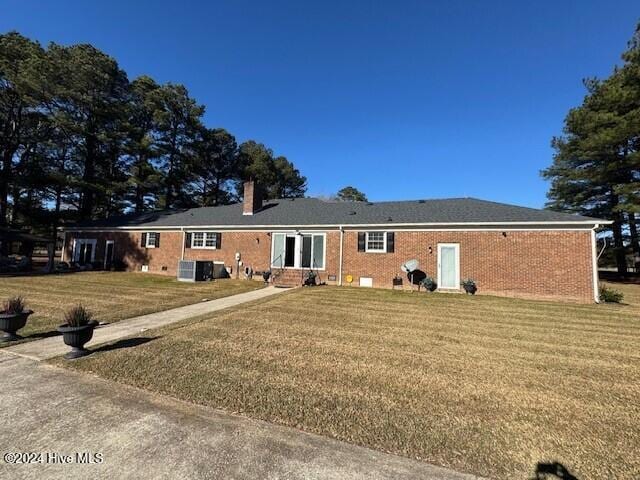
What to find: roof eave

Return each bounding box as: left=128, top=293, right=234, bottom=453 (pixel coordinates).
left=61, top=220, right=608, bottom=231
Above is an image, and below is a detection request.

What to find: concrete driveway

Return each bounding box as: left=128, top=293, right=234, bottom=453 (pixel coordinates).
left=0, top=354, right=482, bottom=480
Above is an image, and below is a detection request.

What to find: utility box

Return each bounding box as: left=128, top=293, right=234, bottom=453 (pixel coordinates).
left=177, top=260, right=213, bottom=282
left=212, top=261, right=230, bottom=279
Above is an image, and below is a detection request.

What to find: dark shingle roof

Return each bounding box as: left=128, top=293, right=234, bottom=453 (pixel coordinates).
left=70, top=197, right=603, bottom=229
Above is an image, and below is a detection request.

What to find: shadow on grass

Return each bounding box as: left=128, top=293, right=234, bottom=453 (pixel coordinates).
left=532, top=462, right=579, bottom=480
left=0, top=329, right=61, bottom=348
left=90, top=336, right=158, bottom=354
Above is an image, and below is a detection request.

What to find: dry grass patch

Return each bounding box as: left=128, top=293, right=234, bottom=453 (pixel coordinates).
left=0, top=272, right=262, bottom=341
left=61, top=283, right=640, bottom=479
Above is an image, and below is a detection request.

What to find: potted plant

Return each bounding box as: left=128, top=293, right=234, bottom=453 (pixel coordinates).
left=419, top=276, right=437, bottom=292
left=57, top=304, right=98, bottom=359
left=461, top=278, right=477, bottom=295
left=0, top=297, right=33, bottom=343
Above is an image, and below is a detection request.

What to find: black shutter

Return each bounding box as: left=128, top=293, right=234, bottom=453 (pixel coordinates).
left=386, top=232, right=395, bottom=253
left=185, top=232, right=192, bottom=248
left=357, top=232, right=366, bottom=252
left=216, top=232, right=222, bottom=249
left=154, top=232, right=160, bottom=248
left=141, top=233, right=147, bottom=248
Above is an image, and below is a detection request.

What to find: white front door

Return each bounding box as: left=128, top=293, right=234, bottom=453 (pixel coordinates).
left=437, top=243, right=460, bottom=289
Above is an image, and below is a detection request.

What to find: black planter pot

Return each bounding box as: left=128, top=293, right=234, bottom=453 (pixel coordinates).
left=57, top=321, right=98, bottom=359
left=0, top=310, right=33, bottom=343
left=463, top=284, right=477, bottom=295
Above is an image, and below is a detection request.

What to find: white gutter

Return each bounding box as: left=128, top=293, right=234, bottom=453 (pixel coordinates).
left=591, top=224, right=600, bottom=303
left=338, top=225, right=344, bottom=286
left=60, top=231, right=67, bottom=262
left=63, top=221, right=613, bottom=232
left=61, top=220, right=612, bottom=232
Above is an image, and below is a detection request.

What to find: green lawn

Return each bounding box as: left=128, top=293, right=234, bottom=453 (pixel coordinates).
left=58, top=282, right=640, bottom=480
left=0, top=271, right=263, bottom=342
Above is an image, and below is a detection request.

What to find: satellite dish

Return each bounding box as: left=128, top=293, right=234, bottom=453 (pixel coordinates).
left=401, top=259, right=419, bottom=273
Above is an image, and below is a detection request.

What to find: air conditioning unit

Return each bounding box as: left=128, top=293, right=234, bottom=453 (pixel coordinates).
left=177, top=260, right=213, bottom=282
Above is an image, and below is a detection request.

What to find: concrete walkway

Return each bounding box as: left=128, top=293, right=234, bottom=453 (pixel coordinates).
left=4, top=286, right=288, bottom=361
left=0, top=354, right=483, bottom=480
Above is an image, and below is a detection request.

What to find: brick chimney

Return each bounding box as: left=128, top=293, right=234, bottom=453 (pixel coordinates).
left=242, top=180, right=263, bottom=215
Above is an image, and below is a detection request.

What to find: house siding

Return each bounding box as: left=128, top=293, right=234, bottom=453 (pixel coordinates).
left=341, top=230, right=595, bottom=302
left=63, top=228, right=595, bottom=303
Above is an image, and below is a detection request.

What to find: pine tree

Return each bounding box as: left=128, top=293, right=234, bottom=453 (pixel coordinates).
left=543, top=23, right=640, bottom=274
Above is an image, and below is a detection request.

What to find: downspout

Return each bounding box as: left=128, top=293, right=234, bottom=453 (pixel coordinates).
left=181, top=227, right=185, bottom=261
left=591, top=224, right=600, bottom=303
left=338, top=225, right=344, bottom=286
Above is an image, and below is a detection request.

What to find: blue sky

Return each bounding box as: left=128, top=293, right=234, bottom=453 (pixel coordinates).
left=1, top=1, right=638, bottom=207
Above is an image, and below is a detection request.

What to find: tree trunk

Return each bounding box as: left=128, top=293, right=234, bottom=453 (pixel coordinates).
left=628, top=212, right=640, bottom=272
left=80, top=133, right=97, bottom=219
left=135, top=182, right=144, bottom=213
left=52, top=187, right=62, bottom=240
left=610, top=193, right=627, bottom=275
left=0, top=148, right=15, bottom=227
left=612, top=219, right=627, bottom=275
left=214, top=176, right=221, bottom=206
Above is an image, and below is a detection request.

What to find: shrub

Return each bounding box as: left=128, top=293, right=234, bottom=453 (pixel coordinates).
left=599, top=285, right=624, bottom=303
left=461, top=278, right=477, bottom=295
left=420, top=276, right=437, bottom=291
left=64, top=304, right=94, bottom=327
left=3, top=296, right=26, bottom=314
left=461, top=278, right=476, bottom=289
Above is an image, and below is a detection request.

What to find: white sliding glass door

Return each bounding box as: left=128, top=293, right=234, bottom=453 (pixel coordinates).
left=271, top=233, right=326, bottom=270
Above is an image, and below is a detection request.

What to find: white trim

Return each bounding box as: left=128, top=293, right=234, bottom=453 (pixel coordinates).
left=190, top=231, right=218, bottom=249
left=61, top=220, right=610, bottom=232
left=104, top=240, right=115, bottom=269
left=145, top=232, right=157, bottom=248
left=437, top=243, right=460, bottom=290
left=61, top=227, right=602, bottom=236
left=364, top=231, right=387, bottom=253
left=591, top=226, right=600, bottom=303
left=60, top=232, right=67, bottom=262
left=73, top=238, right=97, bottom=263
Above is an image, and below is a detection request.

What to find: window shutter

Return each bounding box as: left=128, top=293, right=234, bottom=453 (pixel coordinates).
left=154, top=232, right=160, bottom=248
left=141, top=233, right=147, bottom=248
left=357, top=232, right=366, bottom=252
left=216, top=232, right=222, bottom=249
left=386, top=232, right=395, bottom=253
left=185, top=232, right=192, bottom=248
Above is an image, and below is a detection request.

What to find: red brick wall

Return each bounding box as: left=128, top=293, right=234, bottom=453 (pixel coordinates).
left=63, top=230, right=342, bottom=283
left=64, top=228, right=595, bottom=302
left=63, top=231, right=182, bottom=275
left=341, top=230, right=595, bottom=302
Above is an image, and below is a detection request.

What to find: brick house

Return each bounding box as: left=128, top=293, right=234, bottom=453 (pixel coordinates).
left=61, top=181, right=609, bottom=303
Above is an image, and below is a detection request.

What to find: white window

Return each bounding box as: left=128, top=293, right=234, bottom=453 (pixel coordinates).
left=146, top=232, right=157, bottom=248
left=191, top=232, right=218, bottom=249
left=365, top=231, right=386, bottom=252
left=192, top=232, right=204, bottom=248
left=271, top=232, right=326, bottom=270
